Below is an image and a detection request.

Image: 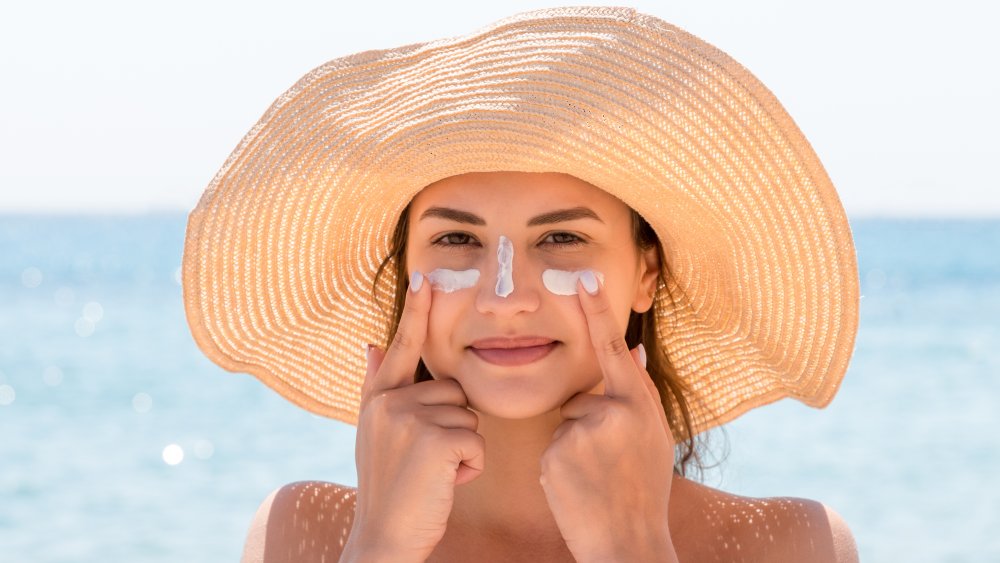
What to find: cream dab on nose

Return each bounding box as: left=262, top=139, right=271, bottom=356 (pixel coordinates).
left=496, top=235, right=513, bottom=297
left=542, top=269, right=605, bottom=295
left=426, top=268, right=480, bottom=293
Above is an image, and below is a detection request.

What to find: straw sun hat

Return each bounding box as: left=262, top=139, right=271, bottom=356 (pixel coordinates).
left=182, top=5, right=859, bottom=436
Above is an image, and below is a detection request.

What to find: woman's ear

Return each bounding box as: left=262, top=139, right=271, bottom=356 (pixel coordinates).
left=631, top=245, right=660, bottom=314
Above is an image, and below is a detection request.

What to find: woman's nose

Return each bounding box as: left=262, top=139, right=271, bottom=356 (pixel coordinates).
left=474, top=236, right=540, bottom=316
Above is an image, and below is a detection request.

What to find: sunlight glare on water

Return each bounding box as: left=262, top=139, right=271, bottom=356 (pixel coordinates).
left=162, top=444, right=184, bottom=466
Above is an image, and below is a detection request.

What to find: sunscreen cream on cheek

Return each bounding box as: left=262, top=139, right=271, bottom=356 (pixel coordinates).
left=426, top=269, right=480, bottom=293
left=542, top=269, right=606, bottom=295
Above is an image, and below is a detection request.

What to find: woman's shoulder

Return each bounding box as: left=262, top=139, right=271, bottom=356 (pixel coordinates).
left=241, top=480, right=357, bottom=563
left=241, top=478, right=858, bottom=562
left=672, top=475, right=860, bottom=563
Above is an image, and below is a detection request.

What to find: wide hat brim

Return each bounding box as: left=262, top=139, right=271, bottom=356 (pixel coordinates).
left=182, top=6, right=860, bottom=437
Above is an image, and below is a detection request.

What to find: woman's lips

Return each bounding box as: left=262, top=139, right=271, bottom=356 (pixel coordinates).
left=470, top=342, right=559, bottom=366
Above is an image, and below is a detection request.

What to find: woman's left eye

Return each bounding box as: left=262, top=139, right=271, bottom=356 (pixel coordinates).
left=542, top=232, right=585, bottom=247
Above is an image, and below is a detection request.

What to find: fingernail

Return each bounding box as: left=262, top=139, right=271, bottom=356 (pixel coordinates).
left=410, top=271, right=423, bottom=292
left=365, top=343, right=374, bottom=363
left=580, top=270, right=598, bottom=295
left=637, top=343, right=647, bottom=369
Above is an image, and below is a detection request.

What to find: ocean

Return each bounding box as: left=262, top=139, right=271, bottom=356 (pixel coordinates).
left=1, top=214, right=998, bottom=561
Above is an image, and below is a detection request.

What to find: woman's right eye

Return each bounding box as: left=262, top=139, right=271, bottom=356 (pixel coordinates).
left=431, top=232, right=480, bottom=248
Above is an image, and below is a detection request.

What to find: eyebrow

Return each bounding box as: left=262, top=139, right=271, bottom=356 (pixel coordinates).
left=418, top=206, right=604, bottom=226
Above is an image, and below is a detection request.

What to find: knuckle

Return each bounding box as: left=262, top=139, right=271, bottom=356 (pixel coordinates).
left=364, top=390, right=394, bottom=416
left=583, top=408, right=608, bottom=428
left=390, top=329, right=416, bottom=353
left=540, top=446, right=562, bottom=473
left=430, top=378, right=466, bottom=406
left=465, top=409, right=480, bottom=431
left=364, top=390, right=387, bottom=409
left=445, top=378, right=464, bottom=391
left=592, top=402, right=627, bottom=430
left=601, top=336, right=630, bottom=358
left=446, top=379, right=469, bottom=405
left=606, top=401, right=629, bottom=420
left=462, top=428, right=484, bottom=448
left=398, top=404, right=422, bottom=426
left=425, top=424, right=452, bottom=446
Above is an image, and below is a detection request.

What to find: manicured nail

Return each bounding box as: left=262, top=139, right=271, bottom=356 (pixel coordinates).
left=637, top=343, right=647, bottom=369
left=580, top=270, right=599, bottom=295
left=365, top=343, right=373, bottom=363
left=410, top=271, right=423, bottom=292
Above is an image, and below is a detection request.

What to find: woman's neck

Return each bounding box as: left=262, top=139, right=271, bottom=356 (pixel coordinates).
left=431, top=402, right=696, bottom=562
left=447, top=407, right=566, bottom=542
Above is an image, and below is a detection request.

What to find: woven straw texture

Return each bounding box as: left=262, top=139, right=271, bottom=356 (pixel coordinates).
left=183, top=6, right=860, bottom=436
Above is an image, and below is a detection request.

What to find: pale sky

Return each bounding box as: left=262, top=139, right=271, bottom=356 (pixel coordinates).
left=1, top=0, right=997, bottom=216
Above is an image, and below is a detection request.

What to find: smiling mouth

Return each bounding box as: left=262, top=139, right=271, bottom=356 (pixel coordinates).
left=469, top=342, right=559, bottom=367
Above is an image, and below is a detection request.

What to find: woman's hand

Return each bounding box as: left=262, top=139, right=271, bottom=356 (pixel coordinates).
left=342, top=271, right=485, bottom=563
left=539, top=271, right=679, bottom=563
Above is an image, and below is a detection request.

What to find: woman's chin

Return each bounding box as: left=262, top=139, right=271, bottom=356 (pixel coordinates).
left=462, top=382, right=580, bottom=420
left=466, top=398, right=561, bottom=420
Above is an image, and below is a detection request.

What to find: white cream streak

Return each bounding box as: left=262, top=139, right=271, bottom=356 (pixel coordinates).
left=426, top=268, right=480, bottom=293
left=542, top=269, right=606, bottom=295
left=496, top=235, right=514, bottom=297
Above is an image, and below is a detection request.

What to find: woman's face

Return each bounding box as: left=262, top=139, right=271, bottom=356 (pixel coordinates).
left=406, top=171, right=660, bottom=419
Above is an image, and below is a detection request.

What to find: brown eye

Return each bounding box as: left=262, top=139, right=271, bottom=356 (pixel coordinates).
left=431, top=232, right=480, bottom=248
left=542, top=232, right=585, bottom=247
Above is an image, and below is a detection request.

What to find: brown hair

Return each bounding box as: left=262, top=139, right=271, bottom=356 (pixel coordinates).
left=371, top=201, right=721, bottom=479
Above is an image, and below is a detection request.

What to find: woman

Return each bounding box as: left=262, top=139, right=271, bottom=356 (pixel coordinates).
left=183, top=7, right=861, bottom=562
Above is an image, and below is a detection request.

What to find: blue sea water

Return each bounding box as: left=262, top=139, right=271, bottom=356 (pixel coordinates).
left=1, top=214, right=998, bottom=561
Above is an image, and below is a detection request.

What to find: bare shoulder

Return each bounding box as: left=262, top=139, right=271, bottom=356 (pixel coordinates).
left=671, top=476, right=860, bottom=563
left=241, top=480, right=357, bottom=563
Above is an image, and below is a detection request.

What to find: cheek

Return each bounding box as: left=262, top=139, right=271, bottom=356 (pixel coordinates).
left=425, top=292, right=463, bottom=341
left=559, top=272, right=636, bottom=341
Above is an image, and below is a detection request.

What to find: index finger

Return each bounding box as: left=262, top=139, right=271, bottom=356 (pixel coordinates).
left=368, top=270, right=432, bottom=393
left=576, top=269, right=645, bottom=399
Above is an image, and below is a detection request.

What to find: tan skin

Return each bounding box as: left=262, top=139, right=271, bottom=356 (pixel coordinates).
left=240, top=173, right=860, bottom=563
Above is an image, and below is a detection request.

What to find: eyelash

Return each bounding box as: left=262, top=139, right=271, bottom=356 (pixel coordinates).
left=431, top=232, right=585, bottom=249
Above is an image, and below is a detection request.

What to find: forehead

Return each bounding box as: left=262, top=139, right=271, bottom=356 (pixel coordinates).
left=410, top=171, right=631, bottom=220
